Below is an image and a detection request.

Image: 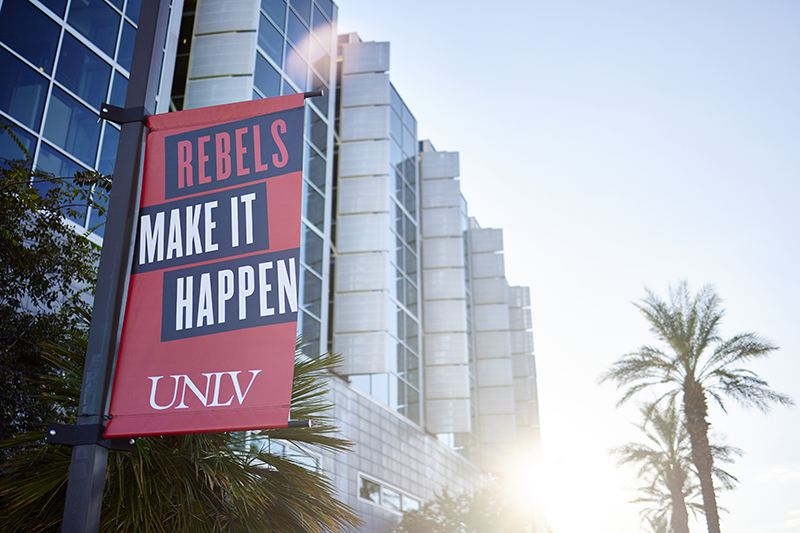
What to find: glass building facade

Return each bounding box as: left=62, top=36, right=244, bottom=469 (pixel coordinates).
left=0, top=1, right=544, bottom=531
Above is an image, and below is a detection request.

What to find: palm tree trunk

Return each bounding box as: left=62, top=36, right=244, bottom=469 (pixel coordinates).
left=666, top=468, right=690, bottom=533
left=684, top=381, right=721, bottom=533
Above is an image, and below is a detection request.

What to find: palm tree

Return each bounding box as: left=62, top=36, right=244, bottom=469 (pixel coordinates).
left=600, top=282, right=793, bottom=533
left=0, top=313, right=360, bottom=532
left=613, top=403, right=741, bottom=533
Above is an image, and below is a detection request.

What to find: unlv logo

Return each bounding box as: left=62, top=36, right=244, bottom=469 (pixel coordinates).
left=148, top=370, right=262, bottom=410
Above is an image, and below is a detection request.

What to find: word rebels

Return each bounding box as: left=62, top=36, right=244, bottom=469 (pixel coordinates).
left=176, top=120, right=288, bottom=189
left=163, top=107, right=302, bottom=200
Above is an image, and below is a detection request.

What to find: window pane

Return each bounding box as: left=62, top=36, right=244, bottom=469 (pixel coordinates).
left=286, top=9, right=308, bottom=57
left=254, top=53, right=280, bottom=98
left=262, top=0, right=286, bottom=29
left=68, top=0, right=120, bottom=57
left=306, top=107, right=327, bottom=153
left=110, top=71, right=128, bottom=106
left=36, top=142, right=85, bottom=200
left=316, top=0, right=333, bottom=21
left=290, top=0, right=311, bottom=24
left=0, top=120, right=35, bottom=162
left=303, top=179, right=324, bottom=230
left=305, top=143, right=325, bottom=189
left=284, top=44, right=307, bottom=91
left=390, top=138, right=402, bottom=174
left=117, top=21, right=136, bottom=72
left=382, top=487, right=401, bottom=512
left=402, top=496, right=420, bottom=512
left=300, top=310, right=320, bottom=356
left=311, top=6, right=331, bottom=52
left=389, top=84, right=401, bottom=115
left=0, top=48, right=48, bottom=131
left=56, top=33, right=111, bottom=108
left=43, top=86, right=101, bottom=166
left=371, top=373, right=388, bottom=405
left=403, top=125, right=415, bottom=157
left=301, top=224, right=323, bottom=274
left=390, top=109, right=402, bottom=143
left=309, top=38, right=329, bottom=84
left=258, top=14, right=283, bottom=66
left=0, top=0, right=60, bottom=74
left=302, top=267, right=322, bottom=317
left=40, top=0, right=67, bottom=18
left=359, top=477, right=380, bottom=505
left=126, top=0, right=142, bottom=25
left=97, top=123, right=119, bottom=175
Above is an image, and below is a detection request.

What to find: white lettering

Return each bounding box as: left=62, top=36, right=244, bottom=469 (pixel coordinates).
left=196, top=272, right=214, bottom=327
left=238, top=265, right=255, bottom=320
left=204, top=200, right=218, bottom=252
left=175, top=373, right=212, bottom=409
left=206, top=372, right=234, bottom=407
left=176, top=276, right=193, bottom=331
left=231, top=370, right=262, bottom=404
left=240, top=193, right=256, bottom=245
left=277, top=258, right=298, bottom=314
left=258, top=261, right=274, bottom=317
left=146, top=370, right=262, bottom=410
left=185, top=204, right=202, bottom=256
left=166, top=208, right=183, bottom=260
left=230, top=196, right=239, bottom=248
left=217, top=269, right=234, bottom=323
left=139, top=212, right=164, bottom=264
left=148, top=375, right=181, bottom=410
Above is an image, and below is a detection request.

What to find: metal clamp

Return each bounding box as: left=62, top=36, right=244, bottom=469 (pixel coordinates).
left=303, top=90, right=324, bottom=99
left=99, top=103, right=150, bottom=125
left=45, top=422, right=137, bottom=452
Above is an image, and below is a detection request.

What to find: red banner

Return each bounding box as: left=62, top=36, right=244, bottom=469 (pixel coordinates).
left=105, top=94, right=305, bottom=438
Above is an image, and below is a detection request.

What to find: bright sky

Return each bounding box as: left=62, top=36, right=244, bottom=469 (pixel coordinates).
left=336, top=1, right=800, bottom=532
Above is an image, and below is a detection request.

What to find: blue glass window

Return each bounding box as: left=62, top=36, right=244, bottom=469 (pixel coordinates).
left=284, top=44, right=306, bottom=91
left=316, top=0, right=333, bottom=21
left=281, top=79, right=296, bottom=95
left=97, top=124, right=119, bottom=175
left=0, top=120, right=35, bottom=162
left=301, top=267, right=322, bottom=317
left=0, top=48, right=48, bottom=131
left=254, top=53, right=280, bottom=98
left=110, top=71, right=128, bottom=106
left=303, top=179, right=324, bottom=230
left=290, top=0, right=311, bottom=24
left=286, top=9, right=308, bottom=57
left=0, top=1, right=60, bottom=74
left=262, top=0, right=286, bottom=29
left=126, top=0, right=142, bottom=25
left=306, top=107, right=326, bottom=153
left=390, top=109, right=402, bottom=143
left=36, top=141, right=84, bottom=189
left=43, top=86, right=101, bottom=166
left=308, top=72, right=328, bottom=114
left=309, top=37, right=329, bottom=82
left=258, top=14, right=283, bottom=66
left=311, top=6, right=331, bottom=52
left=117, top=21, right=136, bottom=72
left=305, top=142, right=325, bottom=189
left=299, top=309, right=320, bottom=356
left=68, top=0, right=120, bottom=57
left=389, top=84, right=402, bottom=115
left=40, top=0, right=68, bottom=18
left=56, top=32, right=111, bottom=108
left=301, top=223, right=323, bottom=274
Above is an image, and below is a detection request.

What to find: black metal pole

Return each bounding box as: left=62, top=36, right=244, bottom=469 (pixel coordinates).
left=61, top=1, right=169, bottom=531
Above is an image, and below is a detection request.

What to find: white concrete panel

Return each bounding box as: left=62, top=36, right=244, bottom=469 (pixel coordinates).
left=513, top=376, right=535, bottom=402
left=510, top=330, right=534, bottom=355
left=473, top=303, right=510, bottom=332
left=341, top=72, right=390, bottom=107
left=509, top=307, right=532, bottom=331
left=470, top=253, right=505, bottom=279
left=333, top=291, right=387, bottom=333
left=423, top=300, right=467, bottom=333
left=471, top=278, right=508, bottom=305
left=425, top=365, right=469, bottom=400
left=512, top=353, right=535, bottom=378
left=421, top=178, right=461, bottom=209
left=475, top=330, right=511, bottom=360
left=478, top=386, right=516, bottom=415
left=421, top=237, right=464, bottom=269
left=420, top=151, right=459, bottom=179
left=335, top=252, right=388, bottom=293
left=188, top=33, right=257, bottom=78
left=423, top=268, right=466, bottom=301
left=339, top=106, right=391, bottom=141
left=508, top=285, right=531, bottom=308
left=422, top=206, right=461, bottom=238
left=479, top=414, right=517, bottom=444
left=476, top=357, right=514, bottom=387
left=194, top=0, right=259, bottom=34
left=338, top=140, right=390, bottom=178
left=425, top=398, right=471, bottom=434
left=423, top=333, right=469, bottom=365
left=514, top=401, right=535, bottom=426
left=342, top=41, right=390, bottom=74
left=336, top=213, right=390, bottom=253
left=184, top=76, right=253, bottom=109
left=337, top=176, right=389, bottom=215
left=334, top=332, right=390, bottom=375
left=470, top=228, right=503, bottom=253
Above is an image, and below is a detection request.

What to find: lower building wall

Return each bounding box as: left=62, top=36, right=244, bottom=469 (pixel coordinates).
left=320, top=376, right=482, bottom=532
